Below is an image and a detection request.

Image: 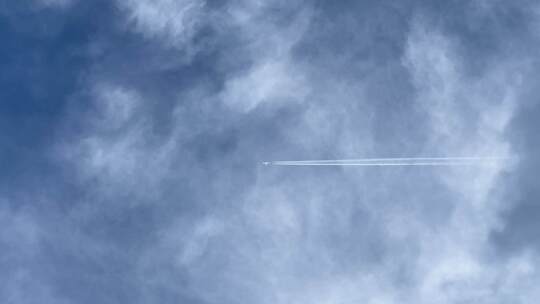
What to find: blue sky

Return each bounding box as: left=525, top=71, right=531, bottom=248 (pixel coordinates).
left=1, top=0, right=540, bottom=303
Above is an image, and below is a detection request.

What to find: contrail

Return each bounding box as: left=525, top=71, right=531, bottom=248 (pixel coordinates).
left=269, top=162, right=497, bottom=166
left=263, top=156, right=513, bottom=167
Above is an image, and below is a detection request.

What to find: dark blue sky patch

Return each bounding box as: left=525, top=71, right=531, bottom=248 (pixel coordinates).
left=0, top=1, right=114, bottom=197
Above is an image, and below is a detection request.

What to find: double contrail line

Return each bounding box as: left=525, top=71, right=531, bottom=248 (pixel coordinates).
left=263, top=157, right=512, bottom=167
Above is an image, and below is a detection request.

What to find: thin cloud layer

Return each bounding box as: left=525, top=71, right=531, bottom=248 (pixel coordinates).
left=118, top=0, right=205, bottom=46
left=1, top=1, right=540, bottom=303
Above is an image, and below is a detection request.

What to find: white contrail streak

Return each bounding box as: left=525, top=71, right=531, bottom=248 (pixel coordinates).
left=270, top=162, right=497, bottom=166
left=272, top=157, right=508, bottom=163
left=263, top=157, right=513, bottom=167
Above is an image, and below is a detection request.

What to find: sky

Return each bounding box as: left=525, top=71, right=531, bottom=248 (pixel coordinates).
left=1, top=0, right=540, bottom=303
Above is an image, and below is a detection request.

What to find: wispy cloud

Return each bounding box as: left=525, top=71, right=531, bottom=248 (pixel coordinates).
left=3, top=1, right=540, bottom=303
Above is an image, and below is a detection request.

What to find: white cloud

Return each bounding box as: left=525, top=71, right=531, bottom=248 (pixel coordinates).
left=118, top=0, right=206, bottom=47
left=53, top=3, right=540, bottom=304
left=221, top=59, right=309, bottom=112
left=220, top=2, right=312, bottom=112
left=63, top=84, right=176, bottom=201
left=115, top=0, right=313, bottom=112
left=402, top=18, right=531, bottom=303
